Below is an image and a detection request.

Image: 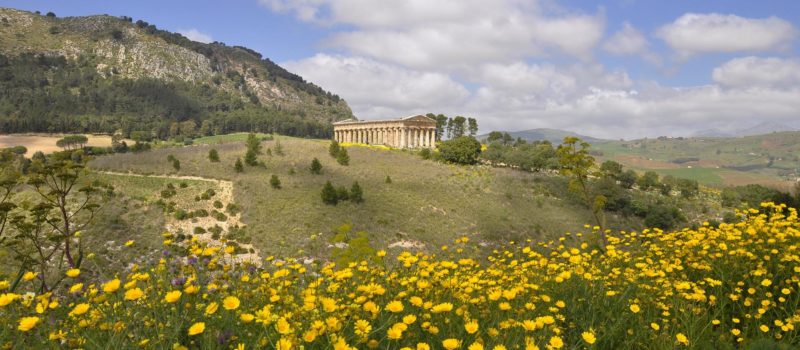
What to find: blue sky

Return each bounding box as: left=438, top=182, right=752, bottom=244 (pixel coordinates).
left=2, top=0, right=799, bottom=138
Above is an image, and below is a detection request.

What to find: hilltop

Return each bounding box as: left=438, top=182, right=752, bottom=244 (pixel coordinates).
left=0, top=8, right=352, bottom=138
left=479, top=128, right=606, bottom=144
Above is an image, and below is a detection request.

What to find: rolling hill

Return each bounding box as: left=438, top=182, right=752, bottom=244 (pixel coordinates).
left=0, top=8, right=352, bottom=138
left=479, top=128, right=607, bottom=144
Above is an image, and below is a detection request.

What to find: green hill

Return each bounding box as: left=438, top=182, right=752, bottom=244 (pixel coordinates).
left=594, top=132, right=800, bottom=190
left=479, top=128, right=606, bottom=144
left=0, top=8, right=352, bottom=138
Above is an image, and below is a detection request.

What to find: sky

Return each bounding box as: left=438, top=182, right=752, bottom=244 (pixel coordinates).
left=2, top=0, right=800, bottom=139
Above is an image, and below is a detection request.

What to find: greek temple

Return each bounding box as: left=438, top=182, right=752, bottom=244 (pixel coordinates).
left=332, top=115, right=437, bottom=149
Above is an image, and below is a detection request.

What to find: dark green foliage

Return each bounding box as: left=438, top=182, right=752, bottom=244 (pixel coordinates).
left=208, top=148, right=219, bottom=162
left=270, top=174, right=281, bottom=189
left=225, top=203, right=241, bottom=215
left=600, top=160, right=623, bottom=178
left=438, top=136, right=481, bottom=165
left=336, top=186, right=349, bottom=201
left=0, top=53, right=341, bottom=138
left=336, top=148, right=350, bottom=166
left=171, top=158, right=180, bottom=171
left=321, top=181, right=338, bottom=205
left=637, top=171, right=660, bottom=191
left=385, top=176, right=392, bottom=184
left=246, top=133, right=262, bottom=154
left=350, top=181, right=364, bottom=203
left=419, top=148, right=432, bottom=160
left=244, top=149, right=258, bottom=166
left=173, top=209, right=188, bottom=220
left=480, top=141, right=557, bottom=172
left=310, top=158, right=322, bottom=174
left=213, top=200, right=223, bottom=209
left=618, top=170, right=638, bottom=189
left=56, top=135, right=88, bottom=150
left=234, top=157, right=244, bottom=172
left=721, top=184, right=798, bottom=208
left=328, top=140, right=340, bottom=157
left=193, top=227, right=206, bottom=234
left=643, top=204, right=684, bottom=230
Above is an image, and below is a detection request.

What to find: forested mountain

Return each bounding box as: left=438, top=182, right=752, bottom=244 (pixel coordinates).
left=0, top=8, right=353, bottom=139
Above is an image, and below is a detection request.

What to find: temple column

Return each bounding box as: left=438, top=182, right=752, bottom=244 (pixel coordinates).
left=418, top=129, right=424, bottom=148
left=400, top=128, right=406, bottom=148
left=429, top=128, right=435, bottom=148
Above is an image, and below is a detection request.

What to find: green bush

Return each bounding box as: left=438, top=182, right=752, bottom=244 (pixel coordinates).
left=321, top=181, right=338, bottom=205
left=310, top=158, right=322, bottom=174
left=438, top=136, right=481, bottom=165
left=336, top=148, right=350, bottom=166
left=270, top=174, right=281, bottom=189
left=208, top=148, right=219, bottom=162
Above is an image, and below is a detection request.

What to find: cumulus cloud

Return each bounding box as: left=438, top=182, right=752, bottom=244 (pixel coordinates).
left=178, top=28, right=213, bottom=44
left=263, top=0, right=605, bottom=67
left=603, top=22, right=661, bottom=64
left=712, top=56, right=800, bottom=88
left=282, top=54, right=470, bottom=118
left=657, top=13, right=797, bottom=58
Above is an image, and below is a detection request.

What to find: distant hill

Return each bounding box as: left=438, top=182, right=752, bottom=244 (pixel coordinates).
left=0, top=8, right=352, bottom=138
left=478, top=128, right=607, bottom=144
left=692, top=121, right=797, bottom=138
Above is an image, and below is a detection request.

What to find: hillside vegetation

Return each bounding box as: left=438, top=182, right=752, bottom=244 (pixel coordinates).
left=0, top=8, right=352, bottom=138
left=594, top=132, right=800, bottom=190
left=1, top=202, right=798, bottom=349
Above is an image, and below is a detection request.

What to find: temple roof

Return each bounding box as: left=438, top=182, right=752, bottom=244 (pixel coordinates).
left=332, top=114, right=435, bottom=125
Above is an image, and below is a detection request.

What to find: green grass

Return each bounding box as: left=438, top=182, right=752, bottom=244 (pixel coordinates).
left=191, top=133, right=273, bottom=145
left=88, top=136, right=643, bottom=257
left=652, top=168, right=724, bottom=185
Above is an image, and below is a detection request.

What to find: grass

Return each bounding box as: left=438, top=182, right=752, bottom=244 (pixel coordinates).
left=652, top=167, right=724, bottom=185
left=191, top=133, right=272, bottom=145
left=88, top=136, right=643, bottom=257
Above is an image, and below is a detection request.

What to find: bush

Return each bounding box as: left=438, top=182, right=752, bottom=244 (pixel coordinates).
left=174, top=209, right=188, bottom=220
left=385, top=176, right=392, bottom=184
left=234, top=158, right=244, bottom=173
left=244, top=149, right=258, bottom=166
left=336, top=148, right=350, bottom=166
left=419, top=148, right=432, bottom=160
left=438, top=136, right=481, bottom=164
left=321, top=181, right=338, bottom=205
left=208, top=149, right=219, bottom=162
left=350, top=181, right=364, bottom=203
left=213, top=200, right=223, bottom=209
left=329, top=140, right=341, bottom=158
left=336, top=186, right=350, bottom=201
left=270, top=175, right=281, bottom=189
left=310, top=158, right=322, bottom=174
left=644, top=204, right=684, bottom=230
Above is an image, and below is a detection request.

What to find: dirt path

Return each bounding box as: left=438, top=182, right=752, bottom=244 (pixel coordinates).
left=96, top=171, right=261, bottom=265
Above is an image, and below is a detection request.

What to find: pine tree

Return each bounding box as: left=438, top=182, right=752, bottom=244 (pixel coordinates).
left=244, top=149, right=258, bottom=166
left=385, top=176, right=392, bottom=184
left=350, top=181, right=363, bottom=203
left=321, top=181, right=338, bottom=205
left=336, top=186, right=349, bottom=201
left=208, top=148, right=219, bottom=162
left=270, top=174, right=281, bottom=189
left=329, top=140, right=341, bottom=157
left=246, top=133, right=262, bottom=154
left=310, top=158, right=322, bottom=174
left=172, top=159, right=180, bottom=171
left=336, top=148, right=350, bottom=166
left=234, top=158, right=244, bottom=173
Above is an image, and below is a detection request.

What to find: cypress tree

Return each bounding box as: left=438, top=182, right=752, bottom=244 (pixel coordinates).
left=321, top=181, right=338, bottom=205
left=310, top=158, right=322, bottom=174
left=329, top=140, right=341, bottom=158
left=336, top=148, right=350, bottom=166
left=350, top=181, right=363, bottom=203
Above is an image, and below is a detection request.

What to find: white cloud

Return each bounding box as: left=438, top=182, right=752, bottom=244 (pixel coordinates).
left=603, top=22, right=661, bottom=64
left=657, top=13, right=797, bottom=58
left=178, top=28, right=213, bottom=44
left=263, top=0, right=605, bottom=67
left=282, top=54, right=470, bottom=119
left=712, top=56, right=800, bottom=88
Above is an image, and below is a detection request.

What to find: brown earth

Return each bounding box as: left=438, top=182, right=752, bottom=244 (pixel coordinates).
left=0, top=134, right=131, bottom=155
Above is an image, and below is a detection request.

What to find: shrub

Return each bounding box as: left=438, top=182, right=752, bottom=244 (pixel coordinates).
left=234, top=158, right=244, bottom=173
left=336, top=148, right=350, bottom=166
left=172, top=159, right=180, bottom=171
left=310, top=158, right=322, bottom=174
left=321, top=181, right=338, bottom=205
left=208, top=149, right=219, bottom=162
left=350, top=181, right=364, bottom=203
left=336, top=186, right=349, bottom=201
left=438, top=136, right=481, bottom=164
left=244, top=149, right=258, bottom=166
left=193, top=227, right=206, bottom=234
left=270, top=175, right=281, bottom=189
left=419, top=148, right=432, bottom=160
left=385, top=176, right=392, bottom=184
left=213, top=200, right=223, bottom=209
left=173, top=209, right=188, bottom=220
left=329, top=140, right=341, bottom=157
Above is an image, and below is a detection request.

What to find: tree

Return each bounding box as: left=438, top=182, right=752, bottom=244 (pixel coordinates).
left=310, top=158, right=322, bottom=174
left=329, top=140, right=341, bottom=158
left=556, top=137, right=606, bottom=246
left=350, top=181, right=364, bottom=203
left=385, top=176, right=392, bottom=184
left=246, top=133, right=262, bottom=154
left=208, top=149, right=220, bottom=162
left=486, top=131, right=505, bottom=143
left=244, top=149, right=258, bottom=166
left=234, top=158, right=244, bottom=173
left=270, top=175, right=281, bottom=189
left=56, top=135, right=88, bottom=151
left=600, top=160, right=623, bottom=179
left=449, top=116, right=467, bottom=138
left=438, top=136, right=482, bottom=165
left=336, top=186, right=349, bottom=201
left=618, top=170, right=638, bottom=189
left=336, top=148, right=350, bottom=166
left=435, top=114, right=448, bottom=140
left=321, top=181, right=338, bottom=205
left=467, top=118, right=478, bottom=137
left=637, top=171, right=659, bottom=191
left=172, top=159, right=180, bottom=172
